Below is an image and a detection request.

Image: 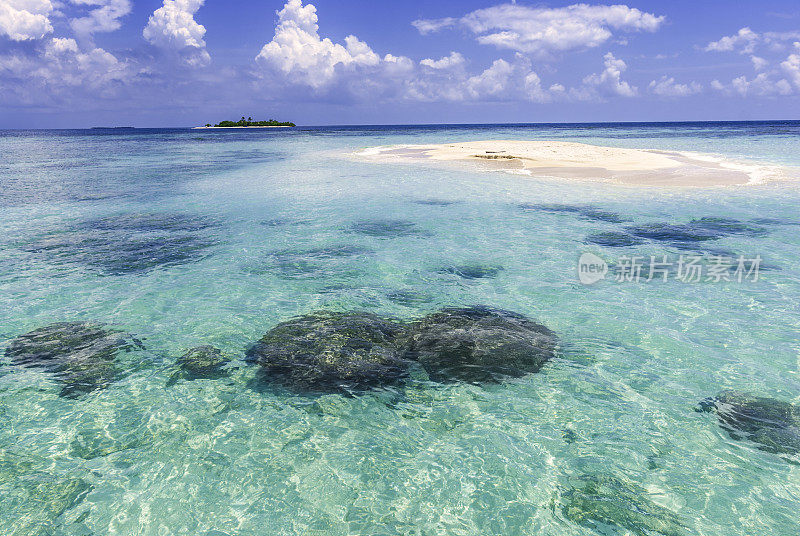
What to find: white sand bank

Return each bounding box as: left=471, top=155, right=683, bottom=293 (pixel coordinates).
left=355, top=140, right=793, bottom=187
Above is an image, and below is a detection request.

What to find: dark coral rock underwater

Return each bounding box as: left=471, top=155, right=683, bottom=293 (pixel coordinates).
left=246, top=311, right=411, bottom=394
left=166, top=345, right=231, bottom=386
left=702, top=390, right=800, bottom=456
left=404, top=306, right=556, bottom=384
left=560, top=474, right=687, bottom=536
left=5, top=321, right=144, bottom=398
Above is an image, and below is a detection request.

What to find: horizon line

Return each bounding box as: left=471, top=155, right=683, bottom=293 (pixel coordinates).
left=3, top=119, right=800, bottom=131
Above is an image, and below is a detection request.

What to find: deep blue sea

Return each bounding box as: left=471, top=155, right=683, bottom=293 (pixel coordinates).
left=1, top=122, right=799, bottom=535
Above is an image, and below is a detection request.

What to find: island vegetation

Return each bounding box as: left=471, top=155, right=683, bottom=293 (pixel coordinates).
left=206, top=116, right=295, bottom=128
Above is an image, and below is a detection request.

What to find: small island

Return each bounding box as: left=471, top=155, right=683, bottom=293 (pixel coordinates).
left=195, top=116, right=296, bottom=129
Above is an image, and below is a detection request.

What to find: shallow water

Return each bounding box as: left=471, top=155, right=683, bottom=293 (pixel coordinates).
left=1, top=123, right=800, bottom=535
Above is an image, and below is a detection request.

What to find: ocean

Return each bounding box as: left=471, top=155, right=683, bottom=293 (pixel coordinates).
left=1, top=122, right=799, bottom=535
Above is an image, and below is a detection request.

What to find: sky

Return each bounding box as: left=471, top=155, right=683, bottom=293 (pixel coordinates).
left=1, top=0, right=800, bottom=127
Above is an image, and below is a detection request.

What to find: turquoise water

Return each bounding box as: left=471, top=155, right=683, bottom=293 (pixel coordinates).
left=1, top=123, right=799, bottom=535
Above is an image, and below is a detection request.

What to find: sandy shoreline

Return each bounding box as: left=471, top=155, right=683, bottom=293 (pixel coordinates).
left=355, top=140, right=792, bottom=187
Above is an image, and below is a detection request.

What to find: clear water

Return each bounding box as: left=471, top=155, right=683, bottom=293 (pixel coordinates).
left=1, top=122, right=799, bottom=535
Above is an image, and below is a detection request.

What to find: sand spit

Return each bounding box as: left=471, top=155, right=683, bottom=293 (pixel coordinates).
left=355, top=140, right=794, bottom=187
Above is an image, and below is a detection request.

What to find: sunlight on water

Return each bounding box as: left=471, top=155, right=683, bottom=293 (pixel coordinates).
left=1, top=124, right=799, bottom=535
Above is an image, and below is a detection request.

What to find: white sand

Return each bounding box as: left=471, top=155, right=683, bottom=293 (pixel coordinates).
left=355, top=140, right=792, bottom=187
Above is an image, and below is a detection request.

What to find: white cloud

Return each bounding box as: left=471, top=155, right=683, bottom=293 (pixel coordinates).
left=143, top=0, right=209, bottom=66
left=706, top=28, right=800, bottom=55
left=712, top=72, right=792, bottom=97
left=413, top=3, right=664, bottom=57
left=705, top=27, right=759, bottom=54
left=0, top=36, right=129, bottom=96
left=412, top=17, right=457, bottom=35
left=648, top=76, right=701, bottom=97
left=780, top=43, right=800, bottom=89
left=252, top=1, right=641, bottom=105
left=69, top=0, right=131, bottom=40
left=42, top=36, right=128, bottom=86
left=764, top=31, right=800, bottom=50
left=255, top=0, right=382, bottom=88
left=382, top=53, right=414, bottom=75
left=466, top=58, right=514, bottom=97
left=708, top=42, right=800, bottom=97
left=461, top=54, right=553, bottom=102
left=523, top=70, right=551, bottom=103
left=750, top=55, right=768, bottom=70
left=734, top=74, right=792, bottom=96
left=420, top=51, right=465, bottom=70
left=583, top=52, right=637, bottom=97
left=0, top=0, right=53, bottom=41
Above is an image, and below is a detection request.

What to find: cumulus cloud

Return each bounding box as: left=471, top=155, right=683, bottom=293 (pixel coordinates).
left=705, top=27, right=759, bottom=54
left=69, top=0, right=131, bottom=41
left=466, top=58, right=514, bottom=97
left=412, top=3, right=664, bottom=57
left=255, top=0, right=383, bottom=88
left=781, top=43, right=800, bottom=89
left=708, top=41, right=800, bottom=97
left=705, top=27, right=800, bottom=56
left=254, top=1, right=653, bottom=106
left=253, top=1, right=565, bottom=104
left=404, top=52, right=553, bottom=103
left=733, top=74, right=792, bottom=96
left=406, top=53, right=555, bottom=103
left=0, top=0, right=53, bottom=41
left=0, top=36, right=129, bottom=99
left=420, top=51, right=465, bottom=70
left=583, top=52, right=636, bottom=97
left=712, top=73, right=792, bottom=97
left=648, top=76, right=701, bottom=97
left=750, top=55, right=768, bottom=70
left=461, top=54, right=552, bottom=102
left=42, top=36, right=128, bottom=86
left=143, top=0, right=210, bottom=66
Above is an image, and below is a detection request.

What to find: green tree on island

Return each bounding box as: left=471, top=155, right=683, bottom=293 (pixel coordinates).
left=212, top=116, right=296, bottom=128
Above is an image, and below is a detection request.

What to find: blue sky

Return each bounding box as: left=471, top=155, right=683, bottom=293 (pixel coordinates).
left=1, top=0, right=799, bottom=127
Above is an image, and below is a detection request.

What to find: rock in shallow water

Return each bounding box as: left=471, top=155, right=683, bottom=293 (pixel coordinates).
left=625, top=223, right=721, bottom=243
left=4, top=321, right=143, bottom=398
left=560, top=474, right=686, bottom=536
left=519, top=203, right=630, bottom=223
left=244, top=245, right=373, bottom=280
left=350, top=219, right=430, bottom=238
left=690, top=217, right=767, bottom=237
left=413, top=198, right=460, bottom=206
left=23, top=211, right=219, bottom=275
left=704, top=390, right=800, bottom=455
left=246, top=312, right=410, bottom=393
left=0, top=451, right=93, bottom=535
left=80, top=212, right=217, bottom=234
left=404, top=306, right=556, bottom=383
left=585, top=231, right=644, bottom=247
left=166, top=345, right=230, bottom=386
left=441, top=264, right=503, bottom=279
left=385, top=289, right=434, bottom=306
